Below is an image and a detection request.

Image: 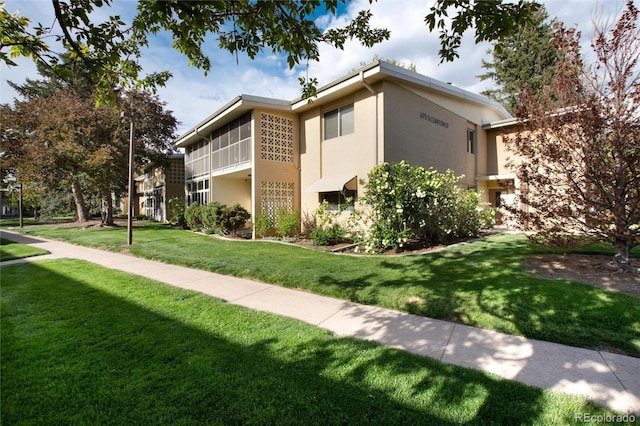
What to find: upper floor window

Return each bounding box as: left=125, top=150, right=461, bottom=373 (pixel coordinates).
left=467, top=129, right=476, bottom=154
left=324, top=104, right=354, bottom=140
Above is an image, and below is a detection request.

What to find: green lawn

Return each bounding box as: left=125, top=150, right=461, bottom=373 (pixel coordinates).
left=0, top=215, right=75, bottom=228
left=2, top=259, right=632, bottom=425
left=15, top=222, right=640, bottom=357
left=0, top=238, right=49, bottom=261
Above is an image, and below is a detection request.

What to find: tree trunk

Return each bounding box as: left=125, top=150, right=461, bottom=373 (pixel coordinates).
left=71, top=178, right=90, bottom=222
left=101, top=190, right=114, bottom=226
left=613, top=238, right=638, bottom=273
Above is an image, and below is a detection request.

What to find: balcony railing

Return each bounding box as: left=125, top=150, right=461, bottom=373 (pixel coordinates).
left=211, top=137, right=252, bottom=172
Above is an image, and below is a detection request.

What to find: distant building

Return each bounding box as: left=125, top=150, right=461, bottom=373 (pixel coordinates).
left=174, top=60, right=519, bottom=236
left=135, top=154, right=185, bottom=222
left=0, top=189, right=19, bottom=217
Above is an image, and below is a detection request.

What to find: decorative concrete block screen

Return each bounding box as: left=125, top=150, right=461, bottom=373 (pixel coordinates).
left=261, top=181, right=295, bottom=221
left=260, top=113, right=294, bottom=163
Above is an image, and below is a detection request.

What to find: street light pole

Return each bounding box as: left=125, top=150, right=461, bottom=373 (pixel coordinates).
left=121, top=111, right=136, bottom=246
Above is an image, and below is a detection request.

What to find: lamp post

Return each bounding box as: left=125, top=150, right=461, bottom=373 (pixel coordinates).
left=121, top=111, right=136, bottom=245
left=17, top=183, right=22, bottom=228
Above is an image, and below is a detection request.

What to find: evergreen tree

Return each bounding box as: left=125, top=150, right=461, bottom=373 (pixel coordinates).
left=478, top=7, right=558, bottom=114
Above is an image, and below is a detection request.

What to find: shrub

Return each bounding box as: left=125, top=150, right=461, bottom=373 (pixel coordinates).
left=309, top=200, right=350, bottom=246
left=219, top=204, right=250, bottom=234
left=310, top=224, right=346, bottom=246
left=301, top=209, right=317, bottom=236
left=359, top=161, right=493, bottom=252
left=184, top=203, right=203, bottom=231
left=254, top=212, right=273, bottom=238
left=275, top=209, right=300, bottom=237
left=168, top=197, right=187, bottom=228
left=201, top=201, right=225, bottom=231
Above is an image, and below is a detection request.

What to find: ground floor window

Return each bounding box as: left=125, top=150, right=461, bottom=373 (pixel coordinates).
left=319, top=189, right=356, bottom=211
left=187, top=178, right=210, bottom=206
left=144, top=188, right=164, bottom=221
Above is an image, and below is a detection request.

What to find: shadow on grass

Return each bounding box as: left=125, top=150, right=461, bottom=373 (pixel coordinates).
left=0, top=236, right=49, bottom=261
left=318, top=235, right=640, bottom=357
left=1, top=260, right=605, bottom=425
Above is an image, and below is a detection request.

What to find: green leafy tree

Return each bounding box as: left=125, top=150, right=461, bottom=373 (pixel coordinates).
left=0, top=2, right=48, bottom=66
left=1, top=1, right=542, bottom=104
left=478, top=6, right=558, bottom=114
left=2, top=56, right=178, bottom=224
left=507, top=1, right=640, bottom=273
left=425, top=0, right=543, bottom=62
left=0, top=1, right=390, bottom=103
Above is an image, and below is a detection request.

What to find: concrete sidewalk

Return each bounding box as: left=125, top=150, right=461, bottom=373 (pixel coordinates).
left=1, top=229, right=638, bottom=414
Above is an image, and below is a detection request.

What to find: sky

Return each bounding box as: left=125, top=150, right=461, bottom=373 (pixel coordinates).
left=0, top=0, right=630, bottom=137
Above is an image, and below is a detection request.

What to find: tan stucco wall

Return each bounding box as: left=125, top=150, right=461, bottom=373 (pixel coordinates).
left=252, top=108, right=301, bottom=218
left=400, top=84, right=507, bottom=125
left=211, top=177, right=251, bottom=211
left=299, top=86, right=382, bottom=215
left=382, top=81, right=477, bottom=188
left=485, top=128, right=522, bottom=176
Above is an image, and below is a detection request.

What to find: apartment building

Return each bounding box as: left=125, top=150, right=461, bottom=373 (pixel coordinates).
left=174, top=60, right=518, bottom=236
left=135, top=153, right=185, bottom=222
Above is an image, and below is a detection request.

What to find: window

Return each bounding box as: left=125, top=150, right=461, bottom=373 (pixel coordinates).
left=320, top=189, right=357, bottom=211
left=467, top=129, right=476, bottom=154
left=186, top=178, right=209, bottom=206
left=240, top=113, right=251, bottom=140
left=324, top=104, right=354, bottom=140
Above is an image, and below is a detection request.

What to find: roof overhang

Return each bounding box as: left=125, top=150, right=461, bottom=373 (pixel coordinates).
left=476, top=174, right=516, bottom=182
left=482, top=117, right=520, bottom=130
left=174, top=95, right=291, bottom=148
left=304, top=175, right=357, bottom=193
left=291, top=60, right=511, bottom=120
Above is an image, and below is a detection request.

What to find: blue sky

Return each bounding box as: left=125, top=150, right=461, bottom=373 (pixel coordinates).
left=0, top=0, right=628, bottom=136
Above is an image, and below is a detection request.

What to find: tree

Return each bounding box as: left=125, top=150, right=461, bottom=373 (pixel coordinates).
left=1, top=1, right=543, bottom=104
left=506, top=1, right=640, bottom=273
left=2, top=57, right=178, bottom=224
left=1, top=1, right=390, bottom=104
left=478, top=6, right=558, bottom=114
left=425, top=0, right=543, bottom=62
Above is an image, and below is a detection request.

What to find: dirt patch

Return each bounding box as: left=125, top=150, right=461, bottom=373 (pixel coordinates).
left=524, top=254, right=640, bottom=298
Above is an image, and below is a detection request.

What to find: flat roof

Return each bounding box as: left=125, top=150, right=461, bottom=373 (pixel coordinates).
left=175, top=60, right=512, bottom=148
left=174, top=95, right=291, bottom=148
left=291, top=60, right=511, bottom=119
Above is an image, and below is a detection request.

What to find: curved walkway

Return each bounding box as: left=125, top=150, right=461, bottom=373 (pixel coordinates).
left=1, top=229, right=638, bottom=415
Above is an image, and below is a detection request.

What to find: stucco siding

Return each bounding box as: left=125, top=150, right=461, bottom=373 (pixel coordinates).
left=299, top=88, right=380, bottom=214
left=382, top=81, right=477, bottom=188
left=253, top=108, right=300, bottom=220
